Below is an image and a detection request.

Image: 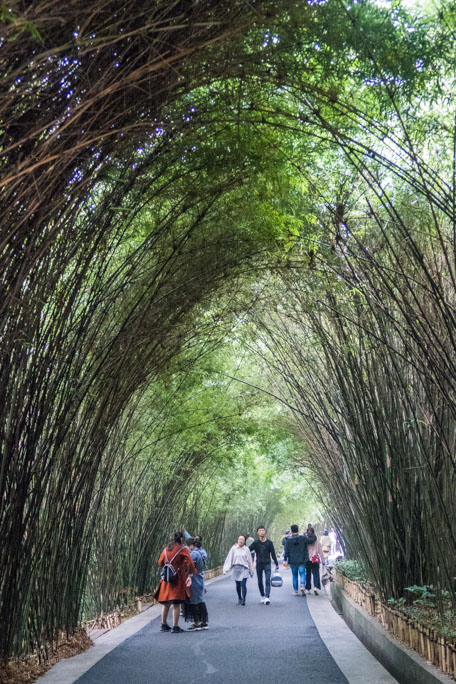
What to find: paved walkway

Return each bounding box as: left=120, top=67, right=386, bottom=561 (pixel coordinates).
left=38, top=569, right=397, bottom=684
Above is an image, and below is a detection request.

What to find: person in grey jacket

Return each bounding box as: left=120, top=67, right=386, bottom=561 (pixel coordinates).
left=283, top=524, right=316, bottom=596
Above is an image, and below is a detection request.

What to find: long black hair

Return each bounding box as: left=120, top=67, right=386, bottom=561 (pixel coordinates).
left=168, top=531, right=184, bottom=550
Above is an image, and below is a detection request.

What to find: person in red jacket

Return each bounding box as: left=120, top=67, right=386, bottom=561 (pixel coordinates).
left=157, top=531, right=196, bottom=633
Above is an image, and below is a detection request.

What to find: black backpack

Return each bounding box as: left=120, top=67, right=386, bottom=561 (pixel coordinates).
left=160, top=546, right=182, bottom=583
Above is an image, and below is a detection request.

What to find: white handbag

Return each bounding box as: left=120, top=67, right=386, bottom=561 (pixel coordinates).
left=271, top=570, right=283, bottom=587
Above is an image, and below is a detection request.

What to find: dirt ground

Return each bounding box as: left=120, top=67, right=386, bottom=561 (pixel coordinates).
left=0, top=630, right=92, bottom=684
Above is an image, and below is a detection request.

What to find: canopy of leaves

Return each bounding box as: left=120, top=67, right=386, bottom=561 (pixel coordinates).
left=2, top=0, right=456, bottom=664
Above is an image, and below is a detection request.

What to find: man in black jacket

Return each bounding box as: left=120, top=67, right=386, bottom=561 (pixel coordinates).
left=283, top=524, right=316, bottom=596
left=249, top=526, right=279, bottom=605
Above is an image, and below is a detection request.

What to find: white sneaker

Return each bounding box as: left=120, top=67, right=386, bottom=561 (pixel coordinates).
left=264, top=597, right=270, bottom=605
left=260, top=597, right=265, bottom=603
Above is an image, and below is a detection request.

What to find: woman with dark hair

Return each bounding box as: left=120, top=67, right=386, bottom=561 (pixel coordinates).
left=222, top=534, right=254, bottom=605
left=305, top=526, right=323, bottom=595
left=183, top=536, right=209, bottom=631
left=157, top=531, right=196, bottom=633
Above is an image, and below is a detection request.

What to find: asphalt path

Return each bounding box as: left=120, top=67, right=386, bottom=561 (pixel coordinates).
left=75, top=569, right=348, bottom=684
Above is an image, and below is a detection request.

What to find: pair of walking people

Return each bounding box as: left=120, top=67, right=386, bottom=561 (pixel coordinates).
left=156, top=532, right=209, bottom=632
left=223, top=526, right=279, bottom=604
left=283, top=524, right=323, bottom=595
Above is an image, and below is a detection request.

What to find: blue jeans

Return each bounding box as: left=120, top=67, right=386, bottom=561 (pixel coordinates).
left=256, top=563, right=271, bottom=598
left=290, top=564, right=306, bottom=591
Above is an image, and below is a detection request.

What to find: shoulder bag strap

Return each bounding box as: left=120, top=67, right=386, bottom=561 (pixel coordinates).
left=169, top=546, right=182, bottom=564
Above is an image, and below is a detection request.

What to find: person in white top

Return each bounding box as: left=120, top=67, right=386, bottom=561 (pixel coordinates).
left=329, top=529, right=337, bottom=555
left=320, top=530, right=331, bottom=566
left=223, top=535, right=255, bottom=605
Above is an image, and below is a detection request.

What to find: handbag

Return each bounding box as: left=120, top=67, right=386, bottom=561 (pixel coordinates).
left=271, top=570, right=283, bottom=587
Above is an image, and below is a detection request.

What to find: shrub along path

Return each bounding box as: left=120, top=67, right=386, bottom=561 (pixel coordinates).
left=73, top=570, right=350, bottom=684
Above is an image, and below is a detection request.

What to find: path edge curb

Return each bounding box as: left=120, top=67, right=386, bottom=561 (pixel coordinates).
left=330, top=582, right=454, bottom=684
left=36, top=569, right=225, bottom=683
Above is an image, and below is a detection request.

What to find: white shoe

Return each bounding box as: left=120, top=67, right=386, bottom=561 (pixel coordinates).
left=260, top=597, right=265, bottom=603
left=264, top=597, right=270, bottom=605
left=306, top=590, right=311, bottom=595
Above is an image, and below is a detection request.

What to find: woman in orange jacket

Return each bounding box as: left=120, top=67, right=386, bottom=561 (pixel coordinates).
left=157, top=531, right=196, bottom=633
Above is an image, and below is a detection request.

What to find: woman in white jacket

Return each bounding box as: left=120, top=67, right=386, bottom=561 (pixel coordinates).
left=223, top=534, right=254, bottom=605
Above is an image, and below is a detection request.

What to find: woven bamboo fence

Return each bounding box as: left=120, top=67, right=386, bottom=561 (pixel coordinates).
left=84, top=566, right=223, bottom=634
left=83, top=608, right=126, bottom=634
left=336, top=572, right=456, bottom=680
left=204, top=566, right=223, bottom=581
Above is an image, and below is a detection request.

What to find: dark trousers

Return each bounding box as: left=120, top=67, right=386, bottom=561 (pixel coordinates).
left=305, top=561, right=321, bottom=590
left=235, top=578, right=247, bottom=600
left=256, top=563, right=271, bottom=598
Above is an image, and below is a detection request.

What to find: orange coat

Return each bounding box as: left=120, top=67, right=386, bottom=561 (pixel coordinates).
left=157, top=543, right=196, bottom=602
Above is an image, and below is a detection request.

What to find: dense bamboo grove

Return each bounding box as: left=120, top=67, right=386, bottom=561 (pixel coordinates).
left=243, top=81, right=456, bottom=599
left=249, top=264, right=456, bottom=601
left=1, top=0, right=456, bottom=667
left=83, top=340, right=296, bottom=618
left=1, top=0, right=300, bottom=659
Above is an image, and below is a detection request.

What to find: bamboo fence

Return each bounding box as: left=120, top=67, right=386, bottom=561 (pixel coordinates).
left=203, top=566, right=223, bottom=581
left=336, top=572, right=456, bottom=680
left=83, top=566, right=223, bottom=635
